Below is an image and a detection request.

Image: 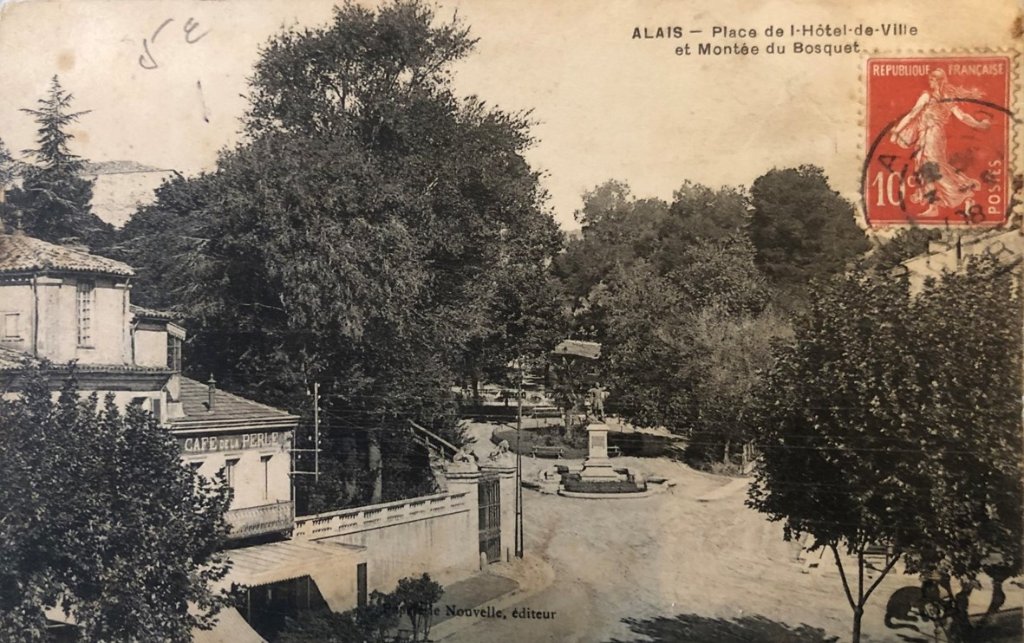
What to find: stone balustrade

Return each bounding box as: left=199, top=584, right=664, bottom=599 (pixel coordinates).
left=293, top=491, right=471, bottom=540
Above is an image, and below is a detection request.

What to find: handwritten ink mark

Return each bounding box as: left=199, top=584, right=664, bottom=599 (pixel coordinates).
left=184, top=18, right=210, bottom=44
left=138, top=16, right=210, bottom=71
left=196, top=80, right=211, bottom=123
left=151, top=18, right=174, bottom=43
left=139, top=39, right=158, bottom=70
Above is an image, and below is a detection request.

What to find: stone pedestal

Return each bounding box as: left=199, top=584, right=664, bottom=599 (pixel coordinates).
left=580, top=423, right=619, bottom=480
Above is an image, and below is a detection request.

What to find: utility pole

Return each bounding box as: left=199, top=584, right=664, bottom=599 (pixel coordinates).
left=515, top=358, right=524, bottom=559
left=314, top=381, right=320, bottom=480
left=291, top=381, right=321, bottom=482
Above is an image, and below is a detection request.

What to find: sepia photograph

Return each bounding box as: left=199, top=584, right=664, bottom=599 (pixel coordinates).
left=0, top=0, right=1021, bottom=641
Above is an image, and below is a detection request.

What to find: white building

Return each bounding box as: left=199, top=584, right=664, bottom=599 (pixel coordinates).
left=0, top=231, right=520, bottom=641
left=0, top=231, right=301, bottom=540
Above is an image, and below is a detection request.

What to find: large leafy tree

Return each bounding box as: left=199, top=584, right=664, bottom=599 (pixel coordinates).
left=749, top=165, right=870, bottom=309
left=748, top=256, right=1022, bottom=643
left=118, top=0, right=562, bottom=510
left=907, top=256, right=1022, bottom=640
left=748, top=270, right=919, bottom=643
left=0, top=137, right=17, bottom=230
left=0, top=137, right=16, bottom=194
left=555, top=181, right=667, bottom=302
left=0, top=366, right=232, bottom=641
left=555, top=180, right=783, bottom=458
left=3, top=76, right=112, bottom=246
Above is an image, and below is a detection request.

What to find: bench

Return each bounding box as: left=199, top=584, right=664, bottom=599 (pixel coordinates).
left=532, top=445, right=563, bottom=459
left=608, top=446, right=621, bottom=457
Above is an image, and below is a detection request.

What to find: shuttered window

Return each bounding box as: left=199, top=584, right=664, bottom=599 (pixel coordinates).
left=76, top=282, right=95, bottom=346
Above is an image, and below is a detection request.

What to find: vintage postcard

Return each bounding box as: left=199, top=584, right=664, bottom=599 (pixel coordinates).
left=0, top=1, right=1021, bottom=642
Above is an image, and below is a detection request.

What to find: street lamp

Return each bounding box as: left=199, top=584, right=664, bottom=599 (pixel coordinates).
left=515, top=357, right=524, bottom=559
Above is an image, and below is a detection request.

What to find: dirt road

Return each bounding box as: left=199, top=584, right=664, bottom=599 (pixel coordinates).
left=444, top=447, right=1006, bottom=642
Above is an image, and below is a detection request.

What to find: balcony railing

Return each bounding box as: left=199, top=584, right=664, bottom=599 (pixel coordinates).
left=225, top=500, right=294, bottom=540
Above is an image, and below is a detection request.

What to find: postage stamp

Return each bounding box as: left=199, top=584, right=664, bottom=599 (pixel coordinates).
left=864, top=55, right=1012, bottom=227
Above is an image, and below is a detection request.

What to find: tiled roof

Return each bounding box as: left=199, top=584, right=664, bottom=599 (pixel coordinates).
left=169, top=377, right=299, bottom=430
left=81, top=160, right=166, bottom=175
left=130, top=304, right=178, bottom=321
left=0, top=233, right=134, bottom=276
left=0, top=345, right=34, bottom=369
left=0, top=347, right=169, bottom=375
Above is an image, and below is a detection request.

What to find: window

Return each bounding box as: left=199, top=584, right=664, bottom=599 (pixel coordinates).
left=167, top=335, right=182, bottom=372
left=224, top=458, right=239, bottom=491
left=261, top=455, right=272, bottom=500
left=76, top=282, right=95, bottom=347
left=2, top=313, right=19, bottom=340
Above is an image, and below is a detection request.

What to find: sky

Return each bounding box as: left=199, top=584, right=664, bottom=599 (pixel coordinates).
left=0, top=0, right=1020, bottom=229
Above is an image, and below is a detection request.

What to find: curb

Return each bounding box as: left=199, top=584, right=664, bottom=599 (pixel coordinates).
left=557, top=488, right=654, bottom=499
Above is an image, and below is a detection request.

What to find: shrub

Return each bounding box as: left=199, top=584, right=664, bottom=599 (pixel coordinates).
left=394, top=573, right=443, bottom=642
left=276, top=609, right=370, bottom=642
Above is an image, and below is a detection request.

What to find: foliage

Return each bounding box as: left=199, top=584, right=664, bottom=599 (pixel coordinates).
left=748, top=268, right=927, bottom=642
left=554, top=178, right=787, bottom=460
left=903, top=256, right=1023, bottom=639
left=0, top=365, right=232, bottom=641
left=684, top=303, right=791, bottom=465
left=3, top=76, right=112, bottom=246
left=556, top=180, right=750, bottom=303
left=747, top=256, right=1022, bottom=642
left=590, top=261, right=693, bottom=429
left=0, top=137, right=15, bottom=230
left=112, top=172, right=218, bottom=311
left=749, top=165, right=869, bottom=309
left=117, top=0, right=562, bottom=511
left=868, top=226, right=941, bottom=271
left=394, top=573, right=443, bottom=642
left=358, top=590, right=402, bottom=643
left=277, top=578, right=424, bottom=643
left=277, top=607, right=376, bottom=643
left=0, top=137, right=16, bottom=193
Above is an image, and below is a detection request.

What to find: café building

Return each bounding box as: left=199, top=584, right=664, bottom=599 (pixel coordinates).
left=0, top=232, right=360, bottom=640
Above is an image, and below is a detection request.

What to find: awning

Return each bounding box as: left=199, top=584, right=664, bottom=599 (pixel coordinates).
left=553, top=339, right=601, bottom=359
left=193, top=607, right=265, bottom=643
left=46, top=603, right=265, bottom=643
left=223, top=539, right=365, bottom=612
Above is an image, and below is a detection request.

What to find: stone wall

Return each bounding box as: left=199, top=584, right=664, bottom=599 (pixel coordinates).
left=293, top=456, right=518, bottom=606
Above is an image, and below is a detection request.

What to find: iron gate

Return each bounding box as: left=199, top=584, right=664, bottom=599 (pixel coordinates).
left=478, top=475, right=501, bottom=563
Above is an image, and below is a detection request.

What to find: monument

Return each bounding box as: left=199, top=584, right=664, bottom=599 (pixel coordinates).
left=580, top=422, right=619, bottom=480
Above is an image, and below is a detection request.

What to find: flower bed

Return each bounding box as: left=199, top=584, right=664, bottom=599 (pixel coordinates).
left=561, top=473, right=647, bottom=494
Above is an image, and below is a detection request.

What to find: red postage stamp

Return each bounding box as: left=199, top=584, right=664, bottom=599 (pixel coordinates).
left=864, top=55, right=1012, bottom=227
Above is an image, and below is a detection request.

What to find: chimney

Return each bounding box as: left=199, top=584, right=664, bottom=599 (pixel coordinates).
left=207, top=374, right=216, bottom=412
